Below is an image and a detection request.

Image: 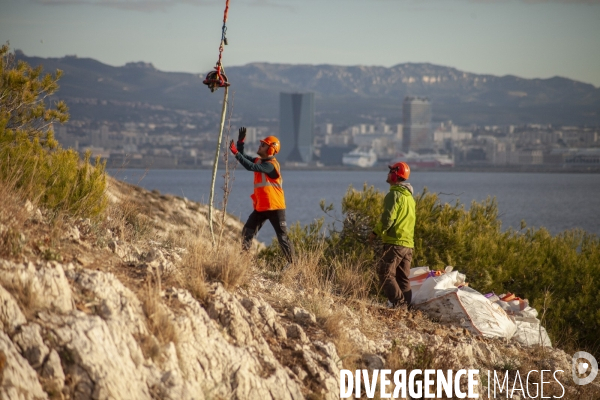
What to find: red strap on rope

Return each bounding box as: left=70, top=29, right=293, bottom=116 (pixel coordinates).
left=223, top=0, right=230, bottom=24
left=216, top=0, right=230, bottom=82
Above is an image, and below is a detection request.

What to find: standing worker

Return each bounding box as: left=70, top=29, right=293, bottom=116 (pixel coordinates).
left=369, top=162, right=416, bottom=307
left=229, top=127, right=295, bottom=267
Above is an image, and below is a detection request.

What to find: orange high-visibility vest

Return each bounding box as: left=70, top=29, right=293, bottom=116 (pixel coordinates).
left=251, top=158, right=286, bottom=211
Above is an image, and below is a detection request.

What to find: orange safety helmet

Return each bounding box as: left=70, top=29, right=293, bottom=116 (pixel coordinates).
left=260, top=136, right=280, bottom=156
left=388, top=162, right=410, bottom=183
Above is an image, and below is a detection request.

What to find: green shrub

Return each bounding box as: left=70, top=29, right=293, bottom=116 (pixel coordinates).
left=260, top=183, right=600, bottom=355
left=0, top=44, right=107, bottom=218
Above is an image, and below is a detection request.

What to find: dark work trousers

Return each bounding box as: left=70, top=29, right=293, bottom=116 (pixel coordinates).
left=377, top=244, right=413, bottom=306
left=242, top=209, right=295, bottom=264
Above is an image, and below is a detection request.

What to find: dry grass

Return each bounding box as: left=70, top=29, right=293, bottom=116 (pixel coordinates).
left=104, top=194, right=154, bottom=245
left=278, top=238, right=376, bottom=311
left=331, top=257, right=375, bottom=300
left=0, top=178, right=46, bottom=318
left=1, top=278, right=41, bottom=319
left=281, top=247, right=345, bottom=331
left=281, top=241, right=330, bottom=293
left=0, top=224, right=26, bottom=258
left=322, top=309, right=364, bottom=371
left=140, top=281, right=178, bottom=361
left=0, top=178, right=32, bottom=258
left=175, top=232, right=252, bottom=302
left=277, top=244, right=382, bottom=371
left=334, top=336, right=363, bottom=371
left=321, top=309, right=345, bottom=339
left=205, top=244, right=252, bottom=289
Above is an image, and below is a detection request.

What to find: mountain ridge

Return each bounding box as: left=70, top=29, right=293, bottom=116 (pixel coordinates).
left=15, top=51, right=600, bottom=126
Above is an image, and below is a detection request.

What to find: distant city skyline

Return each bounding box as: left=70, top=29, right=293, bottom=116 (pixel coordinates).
left=2, top=0, right=600, bottom=87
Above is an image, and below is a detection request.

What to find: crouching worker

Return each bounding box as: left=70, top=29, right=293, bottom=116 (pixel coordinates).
left=369, top=162, right=416, bottom=307
left=229, top=127, right=295, bottom=267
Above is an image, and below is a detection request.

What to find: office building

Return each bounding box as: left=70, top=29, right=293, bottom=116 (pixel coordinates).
left=402, top=97, right=432, bottom=152
left=279, top=92, right=315, bottom=163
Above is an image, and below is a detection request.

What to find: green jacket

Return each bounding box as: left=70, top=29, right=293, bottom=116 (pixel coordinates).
left=374, top=183, right=416, bottom=247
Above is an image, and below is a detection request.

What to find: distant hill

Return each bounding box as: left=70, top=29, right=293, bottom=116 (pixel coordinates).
left=16, top=51, right=600, bottom=126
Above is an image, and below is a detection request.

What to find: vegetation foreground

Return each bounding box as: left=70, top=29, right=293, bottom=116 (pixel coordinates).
left=1, top=44, right=600, bottom=398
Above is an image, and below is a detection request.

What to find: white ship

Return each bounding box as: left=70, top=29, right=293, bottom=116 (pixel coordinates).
left=342, top=148, right=378, bottom=168
left=391, top=151, right=454, bottom=169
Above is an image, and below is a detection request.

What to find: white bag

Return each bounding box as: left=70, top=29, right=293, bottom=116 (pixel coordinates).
left=415, top=289, right=517, bottom=339
left=412, top=270, right=517, bottom=339
left=411, top=271, right=458, bottom=305
left=408, top=266, right=431, bottom=293
left=512, top=319, right=552, bottom=347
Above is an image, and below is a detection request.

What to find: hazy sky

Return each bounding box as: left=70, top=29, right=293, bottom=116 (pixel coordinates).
left=2, top=0, right=600, bottom=87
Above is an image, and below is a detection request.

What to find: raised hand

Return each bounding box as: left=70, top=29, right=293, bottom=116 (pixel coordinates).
left=238, top=127, right=247, bottom=142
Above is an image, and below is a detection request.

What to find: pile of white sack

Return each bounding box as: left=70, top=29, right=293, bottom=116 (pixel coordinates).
left=409, top=266, right=552, bottom=347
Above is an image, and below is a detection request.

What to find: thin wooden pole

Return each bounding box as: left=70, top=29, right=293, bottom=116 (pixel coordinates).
left=208, top=85, right=229, bottom=247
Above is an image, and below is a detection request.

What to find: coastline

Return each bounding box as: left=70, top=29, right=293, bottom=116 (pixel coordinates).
left=106, top=162, right=600, bottom=173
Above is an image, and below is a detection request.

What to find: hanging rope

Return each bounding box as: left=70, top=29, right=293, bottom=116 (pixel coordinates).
left=205, top=0, right=231, bottom=247
left=203, top=0, right=231, bottom=92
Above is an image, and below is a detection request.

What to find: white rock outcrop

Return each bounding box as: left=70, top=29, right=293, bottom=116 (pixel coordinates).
left=0, top=331, right=47, bottom=400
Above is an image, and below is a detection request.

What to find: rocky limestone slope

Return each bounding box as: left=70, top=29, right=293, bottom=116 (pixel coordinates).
left=0, top=177, right=596, bottom=399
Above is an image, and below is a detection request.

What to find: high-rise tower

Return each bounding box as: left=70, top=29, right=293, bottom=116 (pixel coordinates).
left=279, top=92, right=315, bottom=163
left=402, top=97, right=432, bottom=153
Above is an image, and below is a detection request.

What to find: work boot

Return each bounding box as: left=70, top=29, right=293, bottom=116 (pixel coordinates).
left=386, top=300, right=405, bottom=309
left=402, top=290, right=412, bottom=306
